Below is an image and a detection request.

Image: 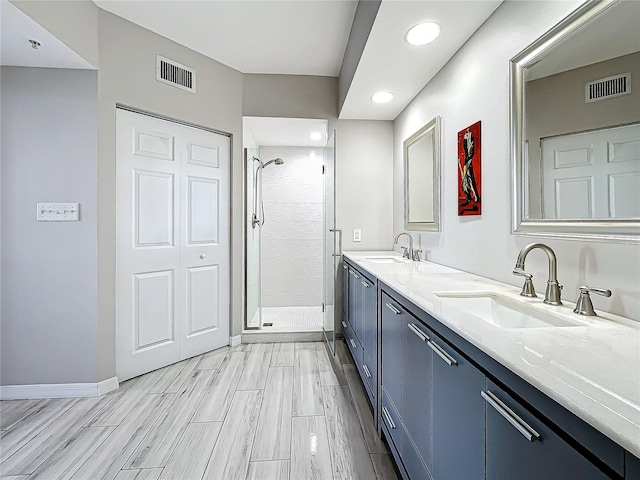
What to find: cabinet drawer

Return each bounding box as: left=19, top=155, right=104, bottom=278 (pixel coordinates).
left=381, top=388, right=402, bottom=455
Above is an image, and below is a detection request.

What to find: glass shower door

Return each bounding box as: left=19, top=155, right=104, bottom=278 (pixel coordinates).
left=245, top=148, right=262, bottom=329
left=323, top=131, right=337, bottom=353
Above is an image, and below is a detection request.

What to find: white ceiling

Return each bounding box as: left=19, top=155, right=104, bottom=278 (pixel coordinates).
left=0, top=0, right=93, bottom=69
left=340, top=0, right=502, bottom=120
left=94, top=0, right=358, bottom=76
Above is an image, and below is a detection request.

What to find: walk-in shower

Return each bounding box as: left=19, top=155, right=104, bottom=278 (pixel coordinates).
left=251, top=156, right=284, bottom=229
left=245, top=146, right=325, bottom=330
left=243, top=117, right=336, bottom=351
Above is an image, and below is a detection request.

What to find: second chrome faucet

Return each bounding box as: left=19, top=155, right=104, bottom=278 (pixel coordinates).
left=394, top=232, right=421, bottom=261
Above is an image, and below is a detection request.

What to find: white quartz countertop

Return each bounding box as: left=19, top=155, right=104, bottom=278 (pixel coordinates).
left=343, top=251, right=640, bottom=457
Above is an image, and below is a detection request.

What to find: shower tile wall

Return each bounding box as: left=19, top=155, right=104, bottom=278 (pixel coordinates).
left=260, top=146, right=324, bottom=308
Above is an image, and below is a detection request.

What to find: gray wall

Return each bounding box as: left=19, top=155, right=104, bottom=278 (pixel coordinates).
left=1, top=67, right=99, bottom=385
left=393, top=1, right=640, bottom=321
left=96, top=9, right=245, bottom=378
left=243, top=74, right=338, bottom=120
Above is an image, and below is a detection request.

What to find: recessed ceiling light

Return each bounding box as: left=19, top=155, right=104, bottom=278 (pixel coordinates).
left=371, top=91, right=394, bottom=104
left=309, top=131, right=322, bottom=141
left=405, top=22, right=441, bottom=46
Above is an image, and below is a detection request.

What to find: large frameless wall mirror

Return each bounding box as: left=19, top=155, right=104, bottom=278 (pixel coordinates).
left=404, top=116, right=441, bottom=231
left=511, top=0, right=640, bottom=243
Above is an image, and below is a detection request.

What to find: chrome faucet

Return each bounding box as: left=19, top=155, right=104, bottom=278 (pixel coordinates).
left=394, top=232, right=419, bottom=261
left=513, top=243, right=563, bottom=305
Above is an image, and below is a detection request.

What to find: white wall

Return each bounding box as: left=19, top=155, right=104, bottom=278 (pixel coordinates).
left=393, top=1, right=640, bottom=321
left=11, top=0, right=99, bottom=68
left=1, top=67, right=99, bottom=385
left=260, top=146, right=324, bottom=308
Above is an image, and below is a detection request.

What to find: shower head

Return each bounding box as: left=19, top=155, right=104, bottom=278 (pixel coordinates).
left=262, top=158, right=284, bottom=168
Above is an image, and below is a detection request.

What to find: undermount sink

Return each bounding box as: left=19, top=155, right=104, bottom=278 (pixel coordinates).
left=434, top=292, right=582, bottom=329
left=365, top=256, right=406, bottom=264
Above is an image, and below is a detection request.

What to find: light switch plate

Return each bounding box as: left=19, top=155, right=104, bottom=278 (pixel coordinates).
left=353, top=228, right=362, bottom=242
left=37, top=203, right=80, bottom=221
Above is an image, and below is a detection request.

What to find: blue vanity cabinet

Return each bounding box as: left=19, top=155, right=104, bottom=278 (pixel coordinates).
left=381, top=292, right=404, bottom=453
left=401, top=318, right=433, bottom=479
left=627, top=452, right=640, bottom=479
left=484, top=379, right=609, bottom=480
left=431, top=331, right=485, bottom=480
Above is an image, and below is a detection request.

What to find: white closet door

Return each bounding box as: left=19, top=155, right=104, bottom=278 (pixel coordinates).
left=116, top=109, right=230, bottom=381
left=179, top=123, right=230, bottom=359
left=541, top=123, right=640, bottom=219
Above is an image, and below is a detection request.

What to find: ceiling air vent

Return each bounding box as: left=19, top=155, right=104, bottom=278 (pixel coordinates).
left=156, top=55, right=196, bottom=93
left=585, top=73, right=630, bottom=103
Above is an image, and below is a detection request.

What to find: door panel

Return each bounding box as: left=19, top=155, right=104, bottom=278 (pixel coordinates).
left=117, top=109, right=229, bottom=380
left=134, top=129, right=174, bottom=160
left=188, top=143, right=219, bottom=168
left=381, top=293, right=402, bottom=412
left=134, top=171, right=175, bottom=247
left=486, top=380, right=608, bottom=480
left=186, top=265, right=219, bottom=336
left=402, top=319, right=432, bottom=478
left=187, top=177, right=219, bottom=244
left=609, top=172, right=640, bottom=217
left=133, top=270, right=175, bottom=349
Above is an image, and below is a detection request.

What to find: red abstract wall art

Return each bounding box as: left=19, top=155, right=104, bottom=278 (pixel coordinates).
left=457, top=121, right=482, bottom=216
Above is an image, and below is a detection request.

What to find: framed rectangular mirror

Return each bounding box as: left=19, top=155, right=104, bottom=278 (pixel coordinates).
left=404, top=116, right=441, bottom=231
left=510, top=0, right=640, bottom=243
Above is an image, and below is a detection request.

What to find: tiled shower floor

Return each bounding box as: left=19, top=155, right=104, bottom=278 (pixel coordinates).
left=248, top=306, right=323, bottom=329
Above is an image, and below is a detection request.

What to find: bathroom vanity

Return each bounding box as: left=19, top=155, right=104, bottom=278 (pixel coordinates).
left=342, top=251, right=640, bottom=480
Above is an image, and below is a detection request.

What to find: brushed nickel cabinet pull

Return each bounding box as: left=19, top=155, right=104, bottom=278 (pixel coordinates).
left=385, top=302, right=400, bottom=315
left=482, top=390, right=541, bottom=442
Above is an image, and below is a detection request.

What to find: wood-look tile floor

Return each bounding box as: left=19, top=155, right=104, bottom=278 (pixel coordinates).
left=0, top=342, right=398, bottom=480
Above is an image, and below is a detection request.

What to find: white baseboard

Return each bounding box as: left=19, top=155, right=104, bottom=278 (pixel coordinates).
left=0, top=376, right=119, bottom=400
left=229, top=334, right=242, bottom=347
left=97, top=377, right=120, bottom=396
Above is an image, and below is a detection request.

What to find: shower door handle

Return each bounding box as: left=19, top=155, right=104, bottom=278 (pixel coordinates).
left=330, top=229, right=342, bottom=257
